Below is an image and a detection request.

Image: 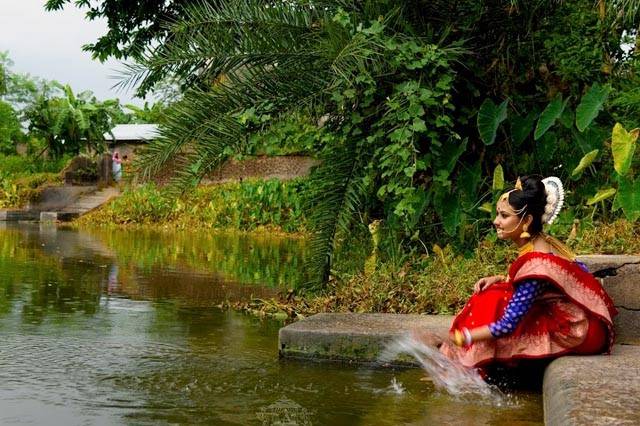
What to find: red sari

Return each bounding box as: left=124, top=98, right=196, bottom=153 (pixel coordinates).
left=440, top=252, right=617, bottom=368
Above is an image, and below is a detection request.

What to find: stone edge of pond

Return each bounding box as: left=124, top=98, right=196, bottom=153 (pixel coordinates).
left=278, top=313, right=452, bottom=366
left=543, top=344, right=640, bottom=426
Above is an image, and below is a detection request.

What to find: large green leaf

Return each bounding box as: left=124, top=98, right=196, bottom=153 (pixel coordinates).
left=586, top=188, right=616, bottom=205
left=477, top=99, right=508, bottom=145
left=571, top=149, right=599, bottom=177
left=534, top=94, right=567, bottom=140
left=492, top=164, right=504, bottom=191
left=575, top=83, right=610, bottom=132
left=510, top=112, right=536, bottom=146
left=615, top=176, right=640, bottom=221
left=611, top=123, right=639, bottom=176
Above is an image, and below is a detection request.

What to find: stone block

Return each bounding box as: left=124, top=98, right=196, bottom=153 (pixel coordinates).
left=278, top=313, right=452, bottom=365
left=578, top=255, right=640, bottom=273
left=614, top=308, right=640, bottom=345
left=543, top=345, right=640, bottom=426
left=39, top=212, right=58, bottom=222
left=600, top=264, right=640, bottom=310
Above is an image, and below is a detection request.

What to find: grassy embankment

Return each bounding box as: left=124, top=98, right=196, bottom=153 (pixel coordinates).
left=76, top=179, right=308, bottom=235
left=0, top=155, right=65, bottom=208
left=235, top=218, right=640, bottom=320
left=76, top=178, right=640, bottom=320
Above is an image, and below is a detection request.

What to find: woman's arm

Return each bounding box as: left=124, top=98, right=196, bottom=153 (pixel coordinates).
left=453, top=279, right=546, bottom=346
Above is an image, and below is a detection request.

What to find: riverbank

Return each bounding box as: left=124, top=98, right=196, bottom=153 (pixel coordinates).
left=225, top=219, right=640, bottom=320
left=72, top=180, right=640, bottom=320
left=75, top=180, right=309, bottom=235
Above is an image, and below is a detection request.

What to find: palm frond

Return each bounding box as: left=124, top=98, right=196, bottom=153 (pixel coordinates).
left=303, top=138, right=371, bottom=288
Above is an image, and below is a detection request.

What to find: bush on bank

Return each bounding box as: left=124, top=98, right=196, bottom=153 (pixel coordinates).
left=77, top=179, right=308, bottom=233
left=0, top=155, right=66, bottom=208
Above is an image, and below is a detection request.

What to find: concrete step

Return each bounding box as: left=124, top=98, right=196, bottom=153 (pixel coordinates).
left=580, top=255, right=640, bottom=345
left=544, top=344, right=640, bottom=425
left=279, top=313, right=452, bottom=365
left=56, top=187, right=120, bottom=219
left=1, top=186, right=119, bottom=222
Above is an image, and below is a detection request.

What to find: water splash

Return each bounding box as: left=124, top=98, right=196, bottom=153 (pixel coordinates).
left=388, top=377, right=405, bottom=395
left=379, top=335, right=505, bottom=402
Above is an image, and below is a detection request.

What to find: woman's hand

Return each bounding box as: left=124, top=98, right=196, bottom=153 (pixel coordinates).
left=473, top=275, right=506, bottom=293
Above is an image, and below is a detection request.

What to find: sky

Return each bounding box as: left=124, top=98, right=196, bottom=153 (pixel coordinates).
left=0, top=1, right=144, bottom=106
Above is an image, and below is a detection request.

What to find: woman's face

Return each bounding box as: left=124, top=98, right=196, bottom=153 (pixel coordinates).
left=493, top=197, right=525, bottom=241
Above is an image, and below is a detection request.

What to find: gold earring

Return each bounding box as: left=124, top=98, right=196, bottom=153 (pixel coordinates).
left=520, top=224, right=531, bottom=239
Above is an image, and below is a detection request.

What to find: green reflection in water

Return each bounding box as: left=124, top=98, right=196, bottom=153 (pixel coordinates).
left=80, top=226, right=308, bottom=288
left=0, top=223, right=543, bottom=425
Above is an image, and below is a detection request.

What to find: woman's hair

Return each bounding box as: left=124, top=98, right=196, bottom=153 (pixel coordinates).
left=508, top=175, right=546, bottom=234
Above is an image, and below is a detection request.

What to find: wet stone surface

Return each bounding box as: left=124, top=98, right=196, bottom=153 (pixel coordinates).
left=543, top=344, right=640, bottom=426
left=279, top=313, right=452, bottom=365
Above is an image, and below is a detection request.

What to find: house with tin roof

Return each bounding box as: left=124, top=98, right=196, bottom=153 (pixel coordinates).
left=104, top=124, right=159, bottom=159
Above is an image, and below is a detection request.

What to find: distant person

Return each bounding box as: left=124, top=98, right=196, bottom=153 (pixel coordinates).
left=112, top=151, right=122, bottom=182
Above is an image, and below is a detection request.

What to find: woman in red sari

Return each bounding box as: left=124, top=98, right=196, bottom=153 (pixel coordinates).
left=439, top=176, right=617, bottom=369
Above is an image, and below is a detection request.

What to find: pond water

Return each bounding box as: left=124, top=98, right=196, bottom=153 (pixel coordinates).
left=0, top=223, right=543, bottom=425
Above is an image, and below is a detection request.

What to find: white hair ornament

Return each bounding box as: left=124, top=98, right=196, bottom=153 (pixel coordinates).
left=541, top=176, right=564, bottom=224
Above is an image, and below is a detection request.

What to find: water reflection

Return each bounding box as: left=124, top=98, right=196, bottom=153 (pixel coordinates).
left=0, top=223, right=307, bottom=320
left=0, top=224, right=543, bottom=425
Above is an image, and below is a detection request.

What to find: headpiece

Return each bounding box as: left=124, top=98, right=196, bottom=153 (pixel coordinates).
left=541, top=176, right=564, bottom=224
left=515, top=177, right=523, bottom=190
left=499, top=177, right=526, bottom=215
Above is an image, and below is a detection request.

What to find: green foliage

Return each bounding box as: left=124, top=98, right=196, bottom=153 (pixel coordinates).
left=123, top=102, right=168, bottom=124
left=0, top=51, right=43, bottom=110
left=477, top=99, right=508, bottom=145
left=24, top=83, right=121, bottom=158
left=82, top=179, right=308, bottom=232
left=243, top=112, right=324, bottom=156
left=539, top=1, right=606, bottom=84
left=44, top=0, right=191, bottom=96
left=492, top=164, right=504, bottom=191
left=587, top=187, right=617, bottom=205
left=575, top=83, right=610, bottom=132
left=534, top=94, right=567, bottom=140
left=571, top=149, right=599, bottom=177
left=0, top=100, right=22, bottom=153
left=615, top=176, right=640, bottom=221
left=112, top=0, right=640, bottom=289
left=611, top=123, right=638, bottom=175
left=0, top=154, right=68, bottom=208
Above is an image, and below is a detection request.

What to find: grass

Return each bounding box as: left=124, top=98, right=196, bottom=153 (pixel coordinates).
left=230, top=219, right=640, bottom=320
left=76, top=179, right=309, bottom=234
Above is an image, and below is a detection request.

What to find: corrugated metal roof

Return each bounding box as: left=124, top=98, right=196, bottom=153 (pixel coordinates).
left=105, top=124, right=160, bottom=141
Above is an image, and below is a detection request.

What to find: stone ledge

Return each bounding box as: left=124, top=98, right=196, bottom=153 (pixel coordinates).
left=278, top=313, right=452, bottom=365
left=578, top=255, right=640, bottom=273
left=615, top=308, right=640, bottom=345
left=543, top=344, right=640, bottom=426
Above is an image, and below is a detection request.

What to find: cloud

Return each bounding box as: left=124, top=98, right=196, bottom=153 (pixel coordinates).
left=0, top=1, right=142, bottom=105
